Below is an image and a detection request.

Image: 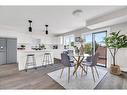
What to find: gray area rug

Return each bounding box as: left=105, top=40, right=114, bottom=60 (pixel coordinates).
left=48, top=66, right=108, bottom=89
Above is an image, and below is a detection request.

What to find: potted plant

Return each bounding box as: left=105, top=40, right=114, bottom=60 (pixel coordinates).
left=20, top=45, right=26, bottom=50
left=105, top=31, right=127, bottom=75
left=70, top=42, right=79, bottom=55
left=39, top=44, right=45, bottom=50
left=71, top=42, right=75, bottom=47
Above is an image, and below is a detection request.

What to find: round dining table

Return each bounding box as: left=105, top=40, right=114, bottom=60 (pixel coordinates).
left=69, top=54, right=87, bottom=75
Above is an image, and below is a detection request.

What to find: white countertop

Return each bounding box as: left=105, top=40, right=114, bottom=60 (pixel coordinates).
left=17, top=49, right=52, bottom=53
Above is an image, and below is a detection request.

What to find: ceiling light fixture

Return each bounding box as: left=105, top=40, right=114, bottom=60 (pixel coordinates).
left=72, top=9, right=86, bottom=27
left=45, top=24, right=48, bottom=35
left=28, top=20, right=32, bottom=32
left=72, top=9, right=83, bottom=17
left=27, top=20, right=49, bottom=34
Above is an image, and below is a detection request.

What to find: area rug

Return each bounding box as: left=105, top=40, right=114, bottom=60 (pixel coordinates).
left=48, top=66, right=108, bottom=89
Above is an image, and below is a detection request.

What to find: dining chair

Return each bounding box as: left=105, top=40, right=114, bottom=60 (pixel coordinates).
left=67, top=50, right=74, bottom=61
left=82, top=53, right=99, bottom=82
left=60, top=53, right=77, bottom=83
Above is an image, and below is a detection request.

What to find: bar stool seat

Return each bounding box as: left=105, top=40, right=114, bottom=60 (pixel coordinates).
left=25, top=54, right=37, bottom=72
left=27, top=54, right=34, bottom=56
left=42, top=52, right=53, bottom=66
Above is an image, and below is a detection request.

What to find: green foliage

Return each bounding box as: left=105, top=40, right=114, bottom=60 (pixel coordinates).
left=105, top=31, right=127, bottom=66
left=39, top=44, right=45, bottom=49
left=84, top=43, right=92, bottom=55
left=70, top=42, right=75, bottom=47
left=20, top=45, right=25, bottom=48
left=105, top=31, right=127, bottom=49
left=84, top=42, right=99, bottom=55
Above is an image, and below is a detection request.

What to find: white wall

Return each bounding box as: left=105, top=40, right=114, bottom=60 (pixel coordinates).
left=0, top=28, right=55, bottom=46
left=58, top=27, right=90, bottom=37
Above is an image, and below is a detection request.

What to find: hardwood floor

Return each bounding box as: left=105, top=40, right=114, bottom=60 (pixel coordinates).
left=95, top=71, right=127, bottom=89
left=0, top=64, right=127, bottom=89
left=0, top=64, right=64, bottom=89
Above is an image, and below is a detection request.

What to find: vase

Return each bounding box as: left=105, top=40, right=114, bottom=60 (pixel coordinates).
left=110, top=64, right=121, bottom=75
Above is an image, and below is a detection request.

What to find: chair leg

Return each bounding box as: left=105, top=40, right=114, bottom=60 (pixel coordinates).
left=68, top=67, right=70, bottom=83
left=60, top=68, right=64, bottom=78
left=74, top=65, right=78, bottom=78
left=81, top=68, right=83, bottom=77
left=86, top=66, right=88, bottom=74
left=94, top=66, right=99, bottom=78
left=91, top=67, right=95, bottom=82
left=81, top=66, right=84, bottom=77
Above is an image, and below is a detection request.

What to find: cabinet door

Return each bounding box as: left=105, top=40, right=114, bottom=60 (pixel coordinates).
left=0, top=51, right=6, bottom=64
left=7, top=38, right=17, bottom=64
left=0, top=38, right=6, bottom=64
left=0, top=38, right=6, bottom=51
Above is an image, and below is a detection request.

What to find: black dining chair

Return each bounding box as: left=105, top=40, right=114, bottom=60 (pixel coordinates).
left=60, top=53, right=77, bottom=83
left=82, top=53, right=99, bottom=82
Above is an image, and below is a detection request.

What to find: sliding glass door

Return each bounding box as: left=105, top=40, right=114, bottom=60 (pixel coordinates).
left=93, top=31, right=107, bottom=67
left=84, top=34, right=93, bottom=55
left=83, top=31, right=107, bottom=67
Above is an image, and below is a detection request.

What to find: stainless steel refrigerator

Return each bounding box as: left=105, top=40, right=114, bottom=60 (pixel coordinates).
left=0, top=38, right=17, bottom=65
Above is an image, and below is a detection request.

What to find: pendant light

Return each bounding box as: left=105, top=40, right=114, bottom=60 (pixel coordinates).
left=27, top=20, right=49, bottom=34
left=28, top=20, right=32, bottom=32
left=45, top=24, right=48, bottom=35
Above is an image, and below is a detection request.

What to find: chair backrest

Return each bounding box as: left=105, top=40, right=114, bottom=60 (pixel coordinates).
left=61, top=53, right=72, bottom=67
left=63, top=51, right=68, bottom=54
left=86, top=53, right=99, bottom=66
left=91, top=53, right=99, bottom=66
left=67, top=50, right=74, bottom=61
left=67, top=50, right=74, bottom=55
left=86, top=56, right=92, bottom=62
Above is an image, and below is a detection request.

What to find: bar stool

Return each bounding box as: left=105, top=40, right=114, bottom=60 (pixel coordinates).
left=25, top=54, right=37, bottom=72
left=42, top=53, right=52, bottom=66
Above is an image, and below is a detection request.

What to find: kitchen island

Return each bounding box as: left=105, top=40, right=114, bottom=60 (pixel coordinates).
left=17, top=49, right=63, bottom=71
left=17, top=50, right=53, bottom=71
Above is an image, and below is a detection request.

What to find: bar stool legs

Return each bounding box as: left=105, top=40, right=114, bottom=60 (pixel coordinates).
left=42, top=53, right=53, bottom=66
left=25, top=54, right=37, bottom=72
left=33, top=55, right=37, bottom=70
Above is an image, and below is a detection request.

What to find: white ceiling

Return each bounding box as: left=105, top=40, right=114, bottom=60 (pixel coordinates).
left=0, top=6, right=126, bottom=34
